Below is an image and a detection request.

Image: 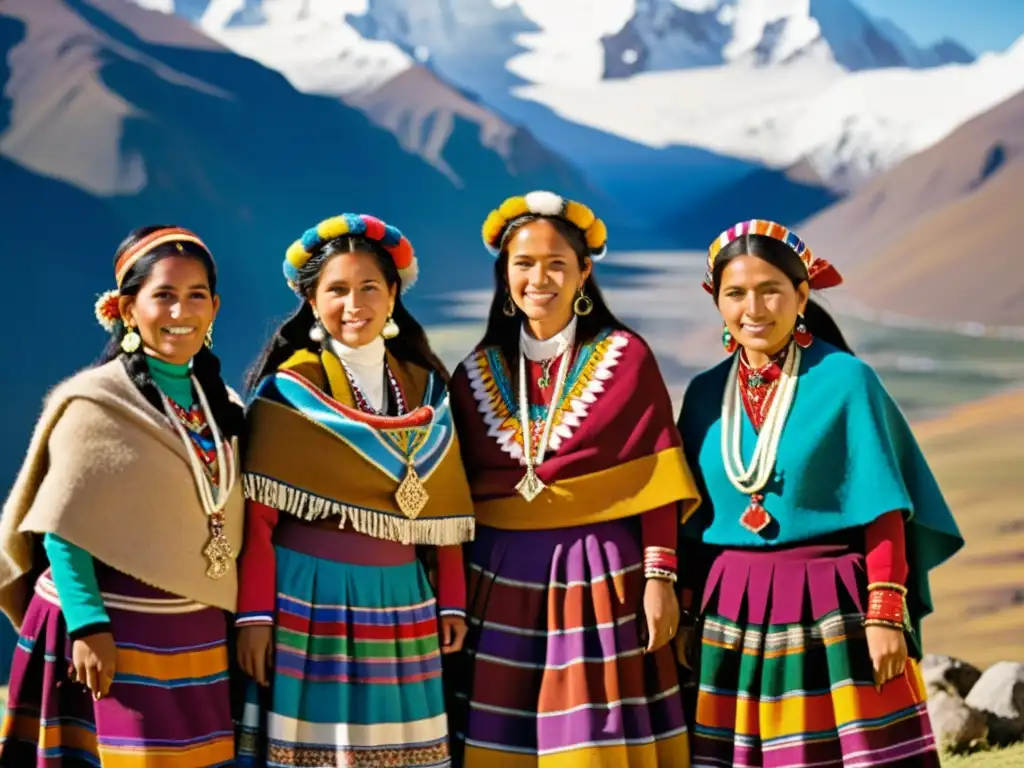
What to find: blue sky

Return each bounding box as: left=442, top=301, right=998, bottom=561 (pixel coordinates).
left=856, top=0, right=1024, bottom=54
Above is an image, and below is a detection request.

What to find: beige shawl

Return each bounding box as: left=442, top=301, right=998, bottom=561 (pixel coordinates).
left=0, top=360, right=243, bottom=629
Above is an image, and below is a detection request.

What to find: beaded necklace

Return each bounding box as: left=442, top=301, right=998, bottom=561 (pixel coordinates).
left=341, top=360, right=407, bottom=416
left=721, top=340, right=801, bottom=534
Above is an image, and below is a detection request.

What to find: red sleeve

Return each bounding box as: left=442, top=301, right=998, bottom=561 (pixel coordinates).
left=641, top=503, right=678, bottom=552
left=864, top=510, right=909, bottom=585
left=435, top=545, right=467, bottom=617
left=236, top=500, right=279, bottom=626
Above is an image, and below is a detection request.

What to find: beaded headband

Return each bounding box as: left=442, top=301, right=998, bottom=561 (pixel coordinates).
left=283, top=213, right=417, bottom=294
left=95, top=227, right=211, bottom=333
left=481, top=190, right=608, bottom=260
left=703, top=219, right=843, bottom=295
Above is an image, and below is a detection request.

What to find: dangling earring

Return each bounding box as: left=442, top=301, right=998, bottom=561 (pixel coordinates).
left=381, top=314, right=400, bottom=340
left=722, top=325, right=738, bottom=354
left=309, top=308, right=326, bottom=343
left=204, top=323, right=214, bottom=350
left=502, top=293, right=517, bottom=317
left=794, top=313, right=813, bottom=348
left=573, top=289, right=593, bottom=317
left=121, top=324, right=142, bottom=353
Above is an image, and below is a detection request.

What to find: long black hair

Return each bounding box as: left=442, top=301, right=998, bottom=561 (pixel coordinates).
left=478, top=216, right=632, bottom=367
left=245, top=235, right=448, bottom=394
left=710, top=233, right=853, bottom=354
left=97, top=225, right=245, bottom=438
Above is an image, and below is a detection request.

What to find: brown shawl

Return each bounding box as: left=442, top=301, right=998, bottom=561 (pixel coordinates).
left=0, top=361, right=243, bottom=629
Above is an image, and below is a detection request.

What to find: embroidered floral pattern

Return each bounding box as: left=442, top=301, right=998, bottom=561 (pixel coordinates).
left=464, top=330, right=629, bottom=462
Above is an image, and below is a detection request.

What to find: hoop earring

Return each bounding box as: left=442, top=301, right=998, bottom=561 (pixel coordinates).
left=722, top=325, right=738, bottom=354
left=573, top=290, right=593, bottom=317
left=121, top=325, right=141, bottom=353
left=794, top=314, right=813, bottom=348
left=502, top=294, right=517, bottom=317
left=204, top=323, right=214, bottom=350
left=381, top=314, right=400, bottom=340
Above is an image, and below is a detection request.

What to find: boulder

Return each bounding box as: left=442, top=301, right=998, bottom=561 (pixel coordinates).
left=921, top=654, right=983, bottom=698
left=964, top=661, right=1024, bottom=746
left=926, top=689, right=988, bottom=752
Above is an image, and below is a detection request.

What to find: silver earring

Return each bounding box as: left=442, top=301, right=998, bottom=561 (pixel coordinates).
left=309, top=322, right=325, bottom=343
left=381, top=314, right=399, bottom=340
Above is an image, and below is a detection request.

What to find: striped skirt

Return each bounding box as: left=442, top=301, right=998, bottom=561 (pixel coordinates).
left=448, top=519, right=689, bottom=767
left=237, top=523, right=449, bottom=768
left=693, top=543, right=940, bottom=767
left=0, top=565, right=234, bottom=767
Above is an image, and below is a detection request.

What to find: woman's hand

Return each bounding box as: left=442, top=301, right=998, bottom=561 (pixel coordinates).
left=70, top=632, right=117, bottom=699
left=237, top=625, right=274, bottom=687
left=643, top=579, right=680, bottom=653
left=440, top=615, right=468, bottom=654
left=866, top=624, right=908, bottom=691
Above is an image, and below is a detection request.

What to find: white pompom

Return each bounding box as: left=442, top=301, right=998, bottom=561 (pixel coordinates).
left=524, top=191, right=564, bottom=217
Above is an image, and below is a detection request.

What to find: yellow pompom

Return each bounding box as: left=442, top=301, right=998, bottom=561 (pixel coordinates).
left=563, top=200, right=595, bottom=231
left=317, top=216, right=349, bottom=241
left=498, top=196, right=530, bottom=221
left=481, top=210, right=507, bottom=245
left=285, top=241, right=311, bottom=268
left=585, top=218, right=607, bottom=250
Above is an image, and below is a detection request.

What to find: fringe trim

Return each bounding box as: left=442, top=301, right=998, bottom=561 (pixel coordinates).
left=243, top=474, right=475, bottom=546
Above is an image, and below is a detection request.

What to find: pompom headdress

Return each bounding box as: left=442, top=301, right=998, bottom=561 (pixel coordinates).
left=94, top=226, right=210, bottom=333
left=703, top=219, right=843, bottom=295
left=481, top=190, right=608, bottom=260
left=283, top=213, right=418, bottom=294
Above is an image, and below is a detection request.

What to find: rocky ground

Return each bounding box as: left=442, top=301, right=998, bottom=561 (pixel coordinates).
left=926, top=654, right=1024, bottom=762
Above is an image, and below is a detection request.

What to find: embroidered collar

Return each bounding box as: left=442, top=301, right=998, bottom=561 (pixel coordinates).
left=464, top=329, right=628, bottom=461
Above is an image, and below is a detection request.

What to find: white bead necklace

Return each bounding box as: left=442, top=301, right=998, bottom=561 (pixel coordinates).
left=515, top=345, right=572, bottom=502
left=160, top=376, right=237, bottom=579
left=720, top=340, right=801, bottom=533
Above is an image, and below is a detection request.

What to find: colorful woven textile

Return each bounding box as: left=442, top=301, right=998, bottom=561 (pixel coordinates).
left=237, top=544, right=449, bottom=767
left=449, top=520, right=690, bottom=767
left=0, top=565, right=234, bottom=767
left=692, top=543, right=940, bottom=767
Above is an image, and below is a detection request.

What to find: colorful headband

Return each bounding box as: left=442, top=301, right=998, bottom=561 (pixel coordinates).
left=283, top=213, right=417, bottom=294
left=481, top=191, right=608, bottom=260
left=703, top=219, right=843, bottom=295
left=95, top=227, right=210, bottom=333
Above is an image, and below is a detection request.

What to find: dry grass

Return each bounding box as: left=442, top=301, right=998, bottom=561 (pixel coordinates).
left=916, top=388, right=1024, bottom=668
left=943, top=743, right=1024, bottom=766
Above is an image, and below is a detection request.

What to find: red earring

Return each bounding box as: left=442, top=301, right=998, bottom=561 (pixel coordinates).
left=722, top=326, right=739, bottom=354
left=794, top=314, right=813, bottom=348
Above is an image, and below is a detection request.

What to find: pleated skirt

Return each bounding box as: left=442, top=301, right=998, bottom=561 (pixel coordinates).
left=237, top=523, right=449, bottom=768
left=449, top=519, right=689, bottom=767
left=692, top=543, right=940, bottom=767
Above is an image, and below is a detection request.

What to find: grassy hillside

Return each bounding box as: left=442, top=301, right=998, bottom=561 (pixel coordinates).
left=917, top=388, right=1024, bottom=667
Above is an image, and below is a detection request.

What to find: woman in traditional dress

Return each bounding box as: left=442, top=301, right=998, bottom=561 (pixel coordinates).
left=447, top=191, right=702, bottom=767
left=235, top=213, right=475, bottom=767
left=0, top=226, right=244, bottom=767
left=675, top=220, right=965, bottom=767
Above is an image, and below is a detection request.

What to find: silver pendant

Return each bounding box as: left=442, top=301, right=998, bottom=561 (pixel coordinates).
left=515, top=467, right=546, bottom=502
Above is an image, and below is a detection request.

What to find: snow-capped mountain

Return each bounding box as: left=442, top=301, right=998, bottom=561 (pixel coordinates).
left=340, top=0, right=1012, bottom=195
left=123, top=0, right=601, bottom=192
left=348, top=0, right=976, bottom=90
left=114, top=0, right=1024, bottom=218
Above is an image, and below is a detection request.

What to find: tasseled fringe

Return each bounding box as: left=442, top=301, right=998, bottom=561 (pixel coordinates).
left=243, top=474, right=475, bottom=546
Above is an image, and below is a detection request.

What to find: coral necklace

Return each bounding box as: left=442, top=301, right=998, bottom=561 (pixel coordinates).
left=720, top=340, right=801, bottom=534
